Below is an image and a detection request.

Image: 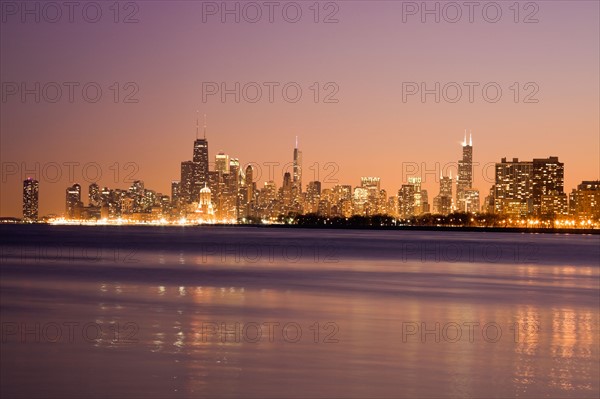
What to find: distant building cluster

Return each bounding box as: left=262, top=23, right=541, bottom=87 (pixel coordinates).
left=19, top=127, right=599, bottom=228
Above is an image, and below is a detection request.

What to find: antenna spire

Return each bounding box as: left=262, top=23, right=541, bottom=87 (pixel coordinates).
left=203, top=114, right=207, bottom=139
left=463, top=129, right=467, bottom=146
left=469, top=130, right=472, bottom=146
left=195, top=110, right=199, bottom=139
left=295, top=135, right=298, bottom=149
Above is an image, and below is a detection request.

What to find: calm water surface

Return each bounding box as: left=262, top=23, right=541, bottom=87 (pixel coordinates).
left=1, top=226, right=598, bottom=398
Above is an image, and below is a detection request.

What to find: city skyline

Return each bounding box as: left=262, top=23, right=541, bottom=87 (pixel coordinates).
left=10, top=125, right=599, bottom=226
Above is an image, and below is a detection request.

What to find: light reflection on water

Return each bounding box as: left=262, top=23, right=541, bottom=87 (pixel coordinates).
left=1, top=227, right=598, bottom=398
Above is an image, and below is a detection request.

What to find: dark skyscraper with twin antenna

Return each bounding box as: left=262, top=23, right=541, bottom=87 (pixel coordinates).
left=181, top=114, right=210, bottom=204
left=457, top=130, right=474, bottom=212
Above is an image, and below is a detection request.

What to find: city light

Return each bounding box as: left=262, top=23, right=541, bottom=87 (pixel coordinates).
left=17, top=133, right=600, bottom=229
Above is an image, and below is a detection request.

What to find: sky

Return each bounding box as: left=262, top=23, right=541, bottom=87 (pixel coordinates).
left=1, top=0, right=599, bottom=217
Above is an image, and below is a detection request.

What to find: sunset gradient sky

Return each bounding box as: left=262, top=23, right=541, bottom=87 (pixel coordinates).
left=1, top=1, right=599, bottom=217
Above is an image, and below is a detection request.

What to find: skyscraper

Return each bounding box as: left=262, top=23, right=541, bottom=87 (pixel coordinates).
left=494, top=156, right=567, bottom=217
left=361, top=177, right=381, bottom=191
left=440, top=173, right=452, bottom=197
left=244, top=164, right=255, bottom=218
left=130, top=180, right=145, bottom=212
left=88, top=183, right=101, bottom=207
left=282, top=172, right=293, bottom=211
left=293, top=136, right=302, bottom=195
left=494, top=157, right=534, bottom=216
left=171, top=181, right=181, bottom=206
left=180, top=161, right=196, bottom=204
left=306, top=181, right=322, bottom=213
left=228, top=158, right=241, bottom=218
left=193, top=117, right=210, bottom=191
left=180, top=113, right=210, bottom=205
left=353, top=186, right=369, bottom=215
left=532, top=156, right=565, bottom=216
left=463, top=189, right=480, bottom=213
left=398, top=184, right=415, bottom=219
left=361, top=177, right=382, bottom=214
left=456, top=131, right=474, bottom=212
left=408, top=176, right=422, bottom=215
left=215, top=152, right=230, bottom=175
left=433, top=173, right=453, bottom=214
left=66, top=183, right=82, bottom=219
left=569, top=181, right=600, bottom=221
left=23, top=178, right=39, bottom=221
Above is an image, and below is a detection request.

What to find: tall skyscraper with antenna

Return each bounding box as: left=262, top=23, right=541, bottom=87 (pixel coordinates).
left=457, top=130, right=474, bottom=212
left=193, top=113, right=209, bottom=187
left=293, top=136, right=302, bottom=196
left=180, top=113, right=210, bottom=205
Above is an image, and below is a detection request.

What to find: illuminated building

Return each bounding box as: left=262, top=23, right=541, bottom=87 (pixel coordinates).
left=215, top=152, right=230, bottom=175
left=306, top=181, right=322, bottom=213
left=482, top=187, right=495, bottom=214
left=360, top=177, right=385, bottom=215
left=332, top=185, right=353, bottom=217
left=88, top=183, right=101, bottom=207
left=179, top=115, right=210, bottom=205
left=193, top=115, right=210, bottom=187
left=387, top=196, right=398, bottom=218
left=420, top=189, right=430, bottom=214
left=398, top=184, right=415, bottom=218
left=408, top=176, right=423, bottom=215
left=282, top=172, right=293, bottom=213
left=440, top=173, right=453, bottom=197
left=195, top=184, right=215, bottom=220
left=293, top=137, right=302, bottom=192
left=205, top=170, right=218, bottom=198
left=227, top=158, right=241, bottom=219
left=494, top=156, right=565, bottom=217
left=532, top=157, right=566, bottom=216
left=256, top=180, right=279, bottom=219
left=353, top=187, right=369, bottom=215
left=23, top=178, right=39, bottom=221
left=159, top=195, right=171, bottom=215
left=433, top=195, right=452, bottom=215
left=129, top=180, right=146, bottom=212
left=293, top=136, right=302, bottom=201
left=317, top=198, right=331, bottom=216
left=361, top=177, right=381, bottom=191
left=494, top=157, right=533, bottom=217
left=433, top=173, right=453, bottom=214
left=65, top=184, right=82, bottom=219
left=243, top=164, right=256, bottom=218
left=569, top=181, right=600, bottom=221
left=180, top=161, right=196, bottom=204
left=171, top=181, right=181, bottom=208
left=463, top=188, right=480, bottom=213
left=456, top=131, right=473, bottom=212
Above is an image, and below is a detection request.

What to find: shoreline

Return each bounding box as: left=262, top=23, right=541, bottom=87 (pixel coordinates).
left=1, top=222, right=598, bottom=235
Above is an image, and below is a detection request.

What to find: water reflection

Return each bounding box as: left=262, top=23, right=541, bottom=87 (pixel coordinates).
left=51, top=277, right=595, bottom=398
left=1, top=229, right=598, bottom=398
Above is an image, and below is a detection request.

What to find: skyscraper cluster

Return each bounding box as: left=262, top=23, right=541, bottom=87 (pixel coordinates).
left=19, top=127, right=599, bottom=226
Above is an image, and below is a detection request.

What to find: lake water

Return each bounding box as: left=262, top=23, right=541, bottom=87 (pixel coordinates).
left=1, top=226, right=598, bottom=398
